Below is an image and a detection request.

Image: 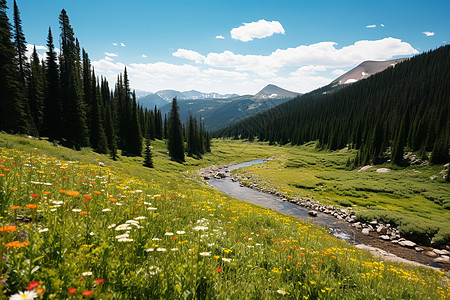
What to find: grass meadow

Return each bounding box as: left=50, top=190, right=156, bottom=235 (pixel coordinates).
left=0, top=134, right=448, bottom=299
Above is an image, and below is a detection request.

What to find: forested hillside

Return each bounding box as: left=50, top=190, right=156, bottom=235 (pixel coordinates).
left=218, top=45, right=450, bottom=166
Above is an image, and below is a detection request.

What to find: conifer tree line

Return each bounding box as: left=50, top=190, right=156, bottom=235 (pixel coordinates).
left=0, top=0, right=211, bottom=163
left=218, top=45, right=450, bottom=166
left=167, top=98, right=211, bottom=162
left=0, top=1, right=161, bottom=158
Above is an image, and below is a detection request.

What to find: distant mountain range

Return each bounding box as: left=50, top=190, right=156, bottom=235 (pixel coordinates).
left=137, top=84, right=301, bottom=131
left=137, top=57, right=409, bottom=131
left=137, top=89, right=240, bottom=109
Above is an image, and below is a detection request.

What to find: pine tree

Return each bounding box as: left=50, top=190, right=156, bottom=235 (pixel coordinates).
left=43, top=27, right=63, bottom=140
left=167, top=97, right=185, bottom=162
left=28, top=46, right=44, bottom=134
left=0, top=0, right=29, bottom=133
left=89, top=72, right=108, bottom=154
left=163, top=115, right=168, bottom=139
left=59, top=10, right=89, bottom=149
left=391, top=115, right=408, bottom=165
left=12, top=0, right=27, bottom=83
left=143, top=138, right=154, bottom=168
left=128, top=91, right=143, bottom=156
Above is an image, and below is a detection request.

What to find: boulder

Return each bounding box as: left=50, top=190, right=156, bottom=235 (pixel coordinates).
left=415, top=247, right=424, bottom=252
left=308, top=211, right=317, bottom=217
left=362, top=228, right=370, bottom=235
left=434, top=256, right=450, bottom=263
left=433, top=249, right=450, bottom=256
left=425, top=251, right=438, bottom=257
left=379, top=235, right=390, bottom=240
left=377, top=225, right=387, bottom=235
left=398, top=240, right=416, bottom=248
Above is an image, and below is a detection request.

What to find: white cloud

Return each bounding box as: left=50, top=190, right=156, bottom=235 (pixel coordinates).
left=230, top=19, right=285, bottom=42
left=423, top=31, right=435, bottom=37
left=120, top=42, right=126, bottom=47
left=366, top=24, right=377, bottom=28
left=203, top=37, right=418, bottom=75
left=105, top=52, right=118, bottom=57
left=90, top=37, right=418, bottom=95
left=173, top=48, right=205, bottom=63
left=112, top=42, right=118, bottom=46
left=216, top=35, right=225, bottom=39
left=104, top=56, right=114, bottom=61
left=142, top=54, right=147, bottom=58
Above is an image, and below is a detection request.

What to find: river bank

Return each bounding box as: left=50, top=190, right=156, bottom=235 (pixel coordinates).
left=198, top=160, right=450, bottom=271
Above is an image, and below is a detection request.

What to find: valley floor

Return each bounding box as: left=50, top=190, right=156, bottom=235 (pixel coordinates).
left=0, top=134, right=448, bottom=299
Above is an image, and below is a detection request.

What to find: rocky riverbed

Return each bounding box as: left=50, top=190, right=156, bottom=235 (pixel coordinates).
left=197, top=160, right=450, bottom=270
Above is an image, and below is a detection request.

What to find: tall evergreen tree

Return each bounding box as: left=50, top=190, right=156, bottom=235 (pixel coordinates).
left=43, top=27, right=63, bottom=140
left=0, top=0, right=29, bottom=133
left=89, top=72, right=108, bottom=153
left=59, top=9, right=89, bottom=149
left=128, top=91, right=143, bottom=156
left=28, top=46, right=44, bottom=134
left=12, top=0, right=26, bottom=83
left=143, top=138, right=154, bottom=168
left=167, top=97, right=185, bottom=162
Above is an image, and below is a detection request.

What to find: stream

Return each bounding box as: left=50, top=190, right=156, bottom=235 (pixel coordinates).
left=206, top=159, right=445, bottom=270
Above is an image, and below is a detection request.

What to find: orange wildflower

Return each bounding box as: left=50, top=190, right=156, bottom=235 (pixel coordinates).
left=26, top=204, right=37, bottom=209
left=66, top=191, right=80, bottom=196
left=0, top=174, right=4, bottom=177
left=109, top=198, right=117, bottom=202
left=11, top=206, right=20, bottom=210
left=0, top=225, right=17, bottom=232
left=43, top=191, right=51, bottom=195
left=68, top=288, right=76, bottom=295
left=82, top=290, right=93, bottom=297
left=93, top=191, right=101, bottom=195
left=59, top=190, right=67, bottom=194
left=83, top=195, right=92, bottom=200
left=81, top=211, right=88, bottom=215
left=5, top=241, right=29, bottom=248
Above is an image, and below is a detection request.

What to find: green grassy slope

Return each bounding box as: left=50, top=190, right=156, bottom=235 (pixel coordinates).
left=0, top=134, right=448, bottom=299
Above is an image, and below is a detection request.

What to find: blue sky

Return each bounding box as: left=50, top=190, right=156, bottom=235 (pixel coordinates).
left=10, top=0, right=450, bottom=94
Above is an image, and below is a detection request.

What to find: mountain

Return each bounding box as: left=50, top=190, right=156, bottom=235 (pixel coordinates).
left=138, top=93, right=169, bottom=108
left=181, top=90, right=239, bottom=100
left=156, top=90, right=185, bottom=101
left=153, top=89, right=240, bottom=101
left=134, top=90, right=153, bottom=99
left=253, top=84, right=301, bottom=100
left=331, top=58, right=408, bottom=86
left=141, top=84, right=299, bottom=130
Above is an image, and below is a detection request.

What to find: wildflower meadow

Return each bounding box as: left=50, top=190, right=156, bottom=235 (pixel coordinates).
left=0, top=142, right=448, bottom=299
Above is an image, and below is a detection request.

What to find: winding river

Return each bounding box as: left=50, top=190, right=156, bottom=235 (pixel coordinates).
left=206, top=159, right=445, bottom=270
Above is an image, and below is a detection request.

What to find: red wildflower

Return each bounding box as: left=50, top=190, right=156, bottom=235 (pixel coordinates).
left=95, top=279, right=105, bottom=284
left=82, top=290, right=93, bottom=297
left=25, top=281, right=39, bottom=291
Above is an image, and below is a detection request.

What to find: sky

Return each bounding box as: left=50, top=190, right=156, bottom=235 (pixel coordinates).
left=10, top=0, right=450, bottom=95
